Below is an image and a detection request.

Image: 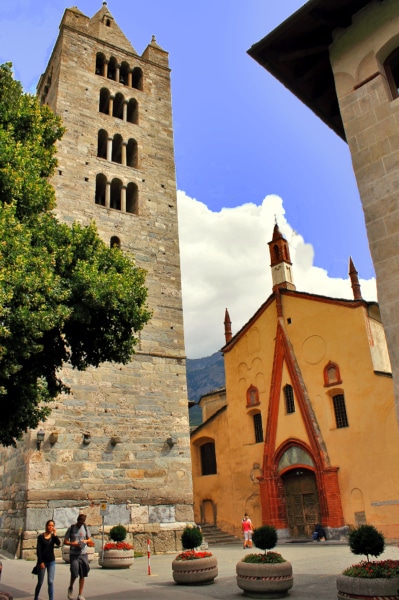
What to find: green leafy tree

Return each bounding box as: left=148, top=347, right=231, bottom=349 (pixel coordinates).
left=0, top=63, right=152, bottom=446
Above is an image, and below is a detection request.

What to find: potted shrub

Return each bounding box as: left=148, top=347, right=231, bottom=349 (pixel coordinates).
left=172, top=525, right=218, bottom=585
left=337, top=524, right=399, bottom=599
left=236, top=525, right=293, bottom=597
left=99, top=524, right=134, bottom=569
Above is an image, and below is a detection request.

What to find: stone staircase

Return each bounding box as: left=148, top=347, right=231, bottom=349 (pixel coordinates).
left=200, top=523, right=241, bottom=546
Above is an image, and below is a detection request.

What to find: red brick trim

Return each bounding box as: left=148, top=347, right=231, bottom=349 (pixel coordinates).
left=259, top=319, right=345, bottom=531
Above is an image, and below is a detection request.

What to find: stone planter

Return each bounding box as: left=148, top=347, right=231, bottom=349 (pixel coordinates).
left=336, top=574, right=399, bottom=599
left=236, top=559, right=293, bottom=598
left=172, top=555, right=218, bottom=585
left=99, top=548, right=134, bottom=569
left=62, top=546, right=95, bottom=563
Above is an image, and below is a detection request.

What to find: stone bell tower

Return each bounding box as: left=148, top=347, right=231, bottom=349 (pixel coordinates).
left=0, top=2, right=193, bottom=556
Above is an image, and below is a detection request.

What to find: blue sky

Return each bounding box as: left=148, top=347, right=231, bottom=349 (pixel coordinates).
left=0, top=1, right=377, bottom=357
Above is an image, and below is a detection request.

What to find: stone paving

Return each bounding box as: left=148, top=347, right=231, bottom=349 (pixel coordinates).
left=1, top=541, right=398, bottom=600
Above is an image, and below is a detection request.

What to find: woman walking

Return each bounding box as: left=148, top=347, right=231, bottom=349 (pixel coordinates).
left=241, top=513, right=254, bottom=549
left=34, top=519, right=61, bottom=600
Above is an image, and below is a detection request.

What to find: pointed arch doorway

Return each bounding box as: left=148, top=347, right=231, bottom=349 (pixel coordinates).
left=282, top=468, right=320, bottom=538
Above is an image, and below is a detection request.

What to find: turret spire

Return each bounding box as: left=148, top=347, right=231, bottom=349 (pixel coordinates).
left=224, top=308, right=232, bottom=343
left=349, top=257, right=362, bottom=300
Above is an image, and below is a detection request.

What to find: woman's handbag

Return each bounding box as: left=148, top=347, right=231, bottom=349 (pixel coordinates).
left=32, top=564, right=39, bottom=575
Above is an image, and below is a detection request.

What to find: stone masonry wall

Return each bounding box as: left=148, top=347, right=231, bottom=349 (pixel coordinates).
left=330, top=0, right=399, bottom=426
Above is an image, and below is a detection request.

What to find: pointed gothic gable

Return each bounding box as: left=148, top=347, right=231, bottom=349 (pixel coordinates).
left=264, top=317, right=330, bottom=474
left=88, top=4, right=137, bottom=54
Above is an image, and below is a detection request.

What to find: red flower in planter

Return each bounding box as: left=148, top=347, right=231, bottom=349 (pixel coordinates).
left=103, top=542, right=134, bottom=551
left=343, top=560, right=399, bottom=579
left=175, top=550, right=213, bottom=561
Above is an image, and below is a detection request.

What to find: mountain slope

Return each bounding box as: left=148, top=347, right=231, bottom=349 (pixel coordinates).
left=186, top=351, right=225, bottom=403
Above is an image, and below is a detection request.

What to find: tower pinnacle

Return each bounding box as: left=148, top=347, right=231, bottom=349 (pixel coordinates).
left=224, top=308, right=232, bottom=343
left=349, top=257, right=362, bottom=300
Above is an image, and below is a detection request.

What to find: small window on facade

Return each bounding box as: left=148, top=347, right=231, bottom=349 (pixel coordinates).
left=253, top=413, right=263, bottom=444
left=246, top=385, right=259, bottom=407
left=323, top=361, right=342, bottom=386
left=385, top=48, right=399, bottom=99
left=200, top=442, right=217, bottom=475
left=333, top=394, right=349, bottom=429
left=110, top=236, right=121, bottom=249
left=284, top=384, right=295, bottom=414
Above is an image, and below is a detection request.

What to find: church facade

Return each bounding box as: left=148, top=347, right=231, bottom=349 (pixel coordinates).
left=191, top=225, right=398, bottom=540
left=0, top=3, right=193, bottom=557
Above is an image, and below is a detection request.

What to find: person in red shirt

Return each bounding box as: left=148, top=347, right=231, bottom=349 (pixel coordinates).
left=241, top=513, right=254, bottom=549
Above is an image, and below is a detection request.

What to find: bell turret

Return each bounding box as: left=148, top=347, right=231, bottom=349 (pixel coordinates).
left=268, top=223, right=296, bottom=292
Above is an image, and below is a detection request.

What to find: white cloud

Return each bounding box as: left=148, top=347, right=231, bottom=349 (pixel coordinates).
left=177, top=191, right=377, bottom=359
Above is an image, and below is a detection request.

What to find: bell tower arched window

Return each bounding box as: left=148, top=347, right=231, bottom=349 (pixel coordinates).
left=113, top=93, right=124, bottom=119
left=132, top=67, right=143, bottom=90
left=127, top=98, right=138, bottom=124
left=99, top=88, right=110, bottom=115
left=95, top=174, right=106, bottom=206
left=97, top=129, right=108, bottom=159
left=119, top=61, right=129, bottom=85
left=95, top=53, right=106, bottom=76
left=126, top=139, right=138, bottom=168
left=111, top=134, right=123, bottom=164
left=110, top=178, right=122, bottom=210
left=126, top=183, right=138, bottom=214
left=107, top=56, right=117, bottom=81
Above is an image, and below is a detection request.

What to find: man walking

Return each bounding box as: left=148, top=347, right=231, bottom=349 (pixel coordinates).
left=64, top=514, right=93, bottom=600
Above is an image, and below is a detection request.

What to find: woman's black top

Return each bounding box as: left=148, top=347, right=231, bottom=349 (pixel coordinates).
left=36, top=533, right=61, bottom=564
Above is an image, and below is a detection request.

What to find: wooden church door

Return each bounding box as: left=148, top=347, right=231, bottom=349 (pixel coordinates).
left=282, top=469, right=320, bottom=538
